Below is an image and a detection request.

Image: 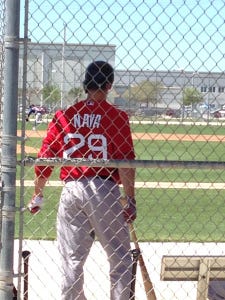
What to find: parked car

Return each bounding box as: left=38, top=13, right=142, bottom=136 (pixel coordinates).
left=165, top=108, right=181, bottom=118
left=213, top=111, right=222, bottom=118
left=212, top=110, right=225, bottom=118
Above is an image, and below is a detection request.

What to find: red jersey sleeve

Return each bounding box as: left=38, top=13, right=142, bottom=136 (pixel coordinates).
left=35, top=110, right=65, bottom=178
left=110, top=110, right=135, bottom=160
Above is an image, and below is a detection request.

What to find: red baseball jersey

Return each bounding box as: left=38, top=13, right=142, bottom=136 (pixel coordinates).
left=35, top=99, right=135, bottom=183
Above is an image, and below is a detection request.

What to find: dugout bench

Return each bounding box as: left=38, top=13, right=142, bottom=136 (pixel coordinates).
left=161, top=256, right=225, bottom=300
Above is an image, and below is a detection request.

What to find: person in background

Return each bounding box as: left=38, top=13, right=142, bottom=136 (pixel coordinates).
left=26, top=104, right=43, bottom=130
left=28, top=61, right=136, bottom=300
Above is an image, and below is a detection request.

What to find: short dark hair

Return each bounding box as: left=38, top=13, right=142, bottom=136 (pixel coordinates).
left=83, top=61, right=114, bottom=92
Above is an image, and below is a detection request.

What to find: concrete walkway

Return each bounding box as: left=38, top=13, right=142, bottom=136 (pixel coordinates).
left=14, top=240, right=225, bottom=300
left=14, top=179, right=225, bottom=299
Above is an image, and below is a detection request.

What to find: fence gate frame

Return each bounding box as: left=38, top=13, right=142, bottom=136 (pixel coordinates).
left=0, top=1, right=20, bottom=299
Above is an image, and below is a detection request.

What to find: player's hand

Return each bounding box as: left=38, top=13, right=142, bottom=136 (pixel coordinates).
left=122, top=196, right=136, bottom=223
left=27, top=195, right=44, bottom=214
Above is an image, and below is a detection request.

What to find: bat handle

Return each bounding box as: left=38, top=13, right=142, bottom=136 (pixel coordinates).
left=13, top=285, right=17, bottom=299
left=130, top=249, right=141, bottom=300
left=128, top=223, right=157, bottom=300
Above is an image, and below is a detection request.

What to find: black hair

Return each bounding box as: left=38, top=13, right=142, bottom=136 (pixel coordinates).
left=83, top=61, right=114, bottom=92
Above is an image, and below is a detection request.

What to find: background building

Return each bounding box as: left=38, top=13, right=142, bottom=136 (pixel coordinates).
left=19, top=42, right=116, bottom=107
left=19, top=42, right=225, bottom=113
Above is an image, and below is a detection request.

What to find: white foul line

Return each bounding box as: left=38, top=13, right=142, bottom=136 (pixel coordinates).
left=16, top=180, right=225, bottom=189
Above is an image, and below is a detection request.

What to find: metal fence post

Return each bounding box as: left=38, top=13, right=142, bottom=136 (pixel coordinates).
left=0, top=0, right=20, bottom=299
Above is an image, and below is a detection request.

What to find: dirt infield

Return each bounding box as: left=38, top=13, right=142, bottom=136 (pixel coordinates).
left=17, top=130, right=225, bottom=154
left=18, top=130, right=225, bottom=142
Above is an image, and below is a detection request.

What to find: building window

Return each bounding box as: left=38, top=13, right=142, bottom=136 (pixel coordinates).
left=208, top=86, right=215, bottom=92
left=201, top=86, right=207, bottom=92
left=218, top=87, right=225, bottom=93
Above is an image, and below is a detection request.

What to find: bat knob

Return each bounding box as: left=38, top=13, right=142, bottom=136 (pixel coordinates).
left=22, top=250, right=31, bottom=260
left=131, top=249, right=141, bottom=259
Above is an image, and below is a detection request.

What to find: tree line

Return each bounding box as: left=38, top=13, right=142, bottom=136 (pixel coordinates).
left=20, top=79, right=204, bottom=109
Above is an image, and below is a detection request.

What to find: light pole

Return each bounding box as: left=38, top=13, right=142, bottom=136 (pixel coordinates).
left=128, top=70, right=131, bottom=110
left=207, top=76, right=211, bottom=122
left=191, top=72, right=199, bottom=116
left=179, top=69, right=185, bottom=120
left=51, top=69, right=56, bottom=85
left=61, top=23, right=66, bottom=108
left=192, top=71, right=198, bottom=87
left=155, top=70, right=158, bottom=115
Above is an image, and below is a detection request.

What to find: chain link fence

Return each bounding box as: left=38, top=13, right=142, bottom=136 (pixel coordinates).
left=0, top=0, right=5, bottom=275
left=0, top=0, right=5, bottom=160
left=1, top=0, right=225, bottom=299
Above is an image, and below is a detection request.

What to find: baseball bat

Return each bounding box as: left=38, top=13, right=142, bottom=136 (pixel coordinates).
left=130, top=248, right=141, bottom=300
left=120, top=197, right=157, bottom=300
left=22, top=250, right=31, bottom=300
left=129, top=223, right=157, bottom=300
left=13, top=284, right=17, bottom=299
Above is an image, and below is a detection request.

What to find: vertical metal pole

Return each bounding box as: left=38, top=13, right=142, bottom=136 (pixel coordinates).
left=17, top=0, right=29, bottom=297
left=0, top=1, right=20, bottom=299
left=61, top=23, right=66, bottom=108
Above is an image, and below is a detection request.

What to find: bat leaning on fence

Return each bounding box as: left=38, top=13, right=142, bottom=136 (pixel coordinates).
left=129, top=223, right=157, bottom=300
left=13, top=250, right=31, bottom=300
left=22, top=250, right=31, bottom=300
left=120, top=197, right=157, bottom=300
left=130, top=248, right=141, bottom=300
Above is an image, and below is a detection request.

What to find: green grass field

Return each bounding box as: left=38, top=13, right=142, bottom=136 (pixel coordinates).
left=18, top=187, right=225, bottom=242
left=18, top=120, right=225, bottom=242
left=130, top=121, right=225, bottom=135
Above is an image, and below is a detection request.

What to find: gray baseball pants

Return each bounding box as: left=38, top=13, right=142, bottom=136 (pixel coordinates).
left=57, top=177, right=133, bottom=300
left=208, top=281, right=225, bottom=299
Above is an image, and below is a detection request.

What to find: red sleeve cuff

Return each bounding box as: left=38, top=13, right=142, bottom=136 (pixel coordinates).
left=35, top=166, right=53, bottom=179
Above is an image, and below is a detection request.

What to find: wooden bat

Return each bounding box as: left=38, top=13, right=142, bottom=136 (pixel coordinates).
left=13, top=285, right=17, bottom=300
left=130, top=248, right=141, bottom=300
left=129, top=223, right=157, bottom=300
left=13, top=250, right=31, bottom=300
left=120, top=197, right=157, bottom=300
left=22, top=250, right=31, bottom=300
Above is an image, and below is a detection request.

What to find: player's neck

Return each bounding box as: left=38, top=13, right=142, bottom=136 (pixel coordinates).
left=86, top=90, right=108, bottom=102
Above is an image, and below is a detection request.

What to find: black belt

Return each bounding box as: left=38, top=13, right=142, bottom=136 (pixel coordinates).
left=65, top=176, right=114, bottom=183
left=97, top=175, right=114, bottom=182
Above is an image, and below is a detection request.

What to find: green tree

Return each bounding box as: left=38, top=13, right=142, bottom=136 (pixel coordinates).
left=68, top=87, right=83, bottom=101
left=123, top=80, right=163, bottom=107
left=182, top=87, right=203, bottom=107
left=42, top=85, right=61, bottom=106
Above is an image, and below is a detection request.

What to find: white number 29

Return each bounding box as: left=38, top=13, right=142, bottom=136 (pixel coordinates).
left=63, top=133, right=107, bottom=159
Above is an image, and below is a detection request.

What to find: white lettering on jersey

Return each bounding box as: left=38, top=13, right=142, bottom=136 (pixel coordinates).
left=63, top=133, right=107, bottom=159
left=74, top=114, right=101, bottom=128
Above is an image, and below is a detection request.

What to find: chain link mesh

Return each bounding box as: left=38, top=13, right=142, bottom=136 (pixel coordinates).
left=0, top=0, right=5, bottom=156
left=0, top=0, right=5, bottom=248
left=13, top=1, right=225, bottom=299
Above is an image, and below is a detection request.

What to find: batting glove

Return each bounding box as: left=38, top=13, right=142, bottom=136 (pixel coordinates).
left=28, top=195, right=44, bottom=214
left=123, top=196, right=136, bottom=223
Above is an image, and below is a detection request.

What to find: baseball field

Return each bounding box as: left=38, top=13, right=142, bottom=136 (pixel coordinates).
left=16, top=120, right=225, bottom=243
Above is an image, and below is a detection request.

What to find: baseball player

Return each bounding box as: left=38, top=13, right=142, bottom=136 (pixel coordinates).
left=208, top=281, right=225, bottom=299
left=26, top=104, right=43, bottom=130
left=28, top=61, right=136, bottom=300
